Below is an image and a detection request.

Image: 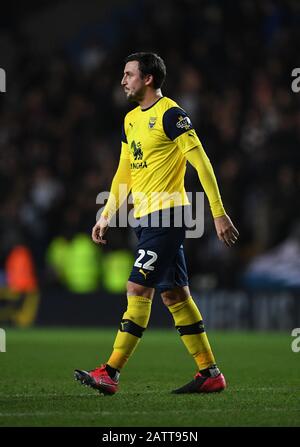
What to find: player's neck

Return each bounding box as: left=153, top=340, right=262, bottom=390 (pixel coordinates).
left=139, top=89, right=163, bottom=110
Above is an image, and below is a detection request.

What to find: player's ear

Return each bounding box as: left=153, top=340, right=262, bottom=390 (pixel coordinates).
left=144, top=74, right=154, bottom=87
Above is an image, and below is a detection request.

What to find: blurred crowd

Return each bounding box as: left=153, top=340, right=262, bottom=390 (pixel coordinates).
left=0, top=0, right=300, bottom=291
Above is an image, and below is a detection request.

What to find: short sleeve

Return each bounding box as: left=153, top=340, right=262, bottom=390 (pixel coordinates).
left=162, top=107, right=194, bottom=140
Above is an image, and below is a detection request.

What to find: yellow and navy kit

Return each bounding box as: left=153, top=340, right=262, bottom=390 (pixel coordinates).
left=128, top=207, right=189, bottom=292
left=121, top=96, right=200, bottom=217
left=101, top=96, right=226, bottom=290
left=102, top=96, right=225, bottom=220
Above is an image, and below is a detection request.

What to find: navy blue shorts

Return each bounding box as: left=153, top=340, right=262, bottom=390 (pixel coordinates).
left=128, top=207, right=189, bottom=293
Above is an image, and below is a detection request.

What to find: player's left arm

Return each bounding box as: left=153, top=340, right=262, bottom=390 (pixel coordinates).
left=163, top=107, right=239, bottom=247
left=184, top=145, right=239, bottom=247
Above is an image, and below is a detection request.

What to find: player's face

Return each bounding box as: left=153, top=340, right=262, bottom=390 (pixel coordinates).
left=121, top=61, right=147, bottom=102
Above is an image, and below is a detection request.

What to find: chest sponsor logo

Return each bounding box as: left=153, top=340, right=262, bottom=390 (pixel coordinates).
left=131, top=161, right=148, bottom=169
left=130, top=140, right=147, bottom=169
left=176, top=115, right=192, bottom=130
left=131, top=140, right=143, bottom=160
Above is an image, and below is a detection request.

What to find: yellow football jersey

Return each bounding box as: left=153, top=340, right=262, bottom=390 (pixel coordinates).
left=120, top=96, right=201, bottom=218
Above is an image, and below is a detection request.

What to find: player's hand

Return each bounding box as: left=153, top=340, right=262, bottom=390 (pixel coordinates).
left=92, top=215, right=109, bottom=245
left=214, top=214, right=239, bottom=247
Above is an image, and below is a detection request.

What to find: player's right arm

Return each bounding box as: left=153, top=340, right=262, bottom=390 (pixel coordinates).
left=92, top=125, right=132, bottom=245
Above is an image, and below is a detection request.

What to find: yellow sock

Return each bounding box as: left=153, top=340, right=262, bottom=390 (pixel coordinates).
left=168, top=296, right=216, bottom=370
left=107, top=295, right=152, bottom=370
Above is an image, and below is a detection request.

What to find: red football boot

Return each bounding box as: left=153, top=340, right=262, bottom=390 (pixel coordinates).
left=74, top=364, right=119, bottom=395
left=172, top=371, right=226, bottom=394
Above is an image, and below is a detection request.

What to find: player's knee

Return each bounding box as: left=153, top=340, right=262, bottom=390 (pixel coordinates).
left=161, top=286, right=190, bottom=307
left=161, top=292, right=180, bottom=307
left=127, top=281, right=154, bottom=300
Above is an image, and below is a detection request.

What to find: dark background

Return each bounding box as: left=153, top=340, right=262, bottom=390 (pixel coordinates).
left=0, top=0, right=299, bottom=327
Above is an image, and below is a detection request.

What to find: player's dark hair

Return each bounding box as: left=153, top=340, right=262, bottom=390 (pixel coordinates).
left=124, top=52, right=166, bottom=89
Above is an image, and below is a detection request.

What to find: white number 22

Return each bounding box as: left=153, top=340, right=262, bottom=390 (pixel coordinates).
left=134, top=249, right=158, bottom=271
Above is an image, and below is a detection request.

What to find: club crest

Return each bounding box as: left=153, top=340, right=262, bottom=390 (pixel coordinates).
left=148, top=117, right=157, bottom=129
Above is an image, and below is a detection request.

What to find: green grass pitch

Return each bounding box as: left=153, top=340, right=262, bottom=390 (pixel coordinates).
left=0, top=328, right=299, bottom=427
